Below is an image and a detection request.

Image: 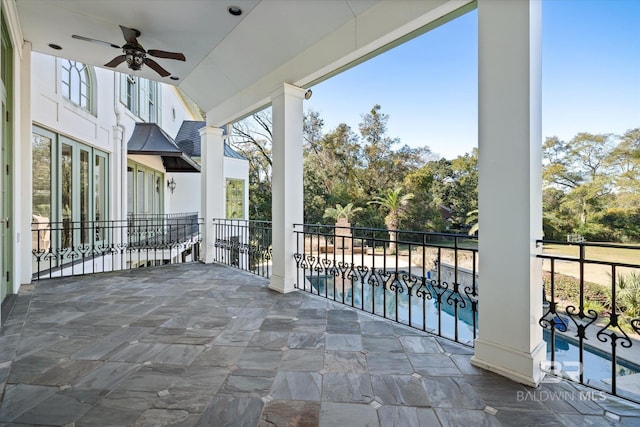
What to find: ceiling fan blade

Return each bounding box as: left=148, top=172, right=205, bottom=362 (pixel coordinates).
left=144, top=58, right=170, bottom=77
left=147, top=50, right=186, bottom=61
left=72, top=34, right=120, bottom=49
left=119, top=25, right=139, bottom=45
left=104, top=55, right=127, bottom=68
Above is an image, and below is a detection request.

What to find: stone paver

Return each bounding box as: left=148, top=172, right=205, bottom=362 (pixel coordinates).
left=0, top=262, right=639, bottom=426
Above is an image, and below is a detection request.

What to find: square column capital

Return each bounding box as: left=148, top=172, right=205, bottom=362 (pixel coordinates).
left=270, top=83, right=307, bottom=102
left=199, top=125, right=225, bottom=139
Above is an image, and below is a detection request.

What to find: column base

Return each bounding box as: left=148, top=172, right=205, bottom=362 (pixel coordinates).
left=269, top=275, right=297, bottom=294
left=199, top=254, right=215, bottom=264
left=471, top=338, right=547, bottom=387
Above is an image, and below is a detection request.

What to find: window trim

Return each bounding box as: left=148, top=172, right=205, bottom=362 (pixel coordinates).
left=225, top=178, right=245, bottom=219
left=127, top=160, right=164, bottom=216
left=60, top=59, right=96, bottom=115
left=32, top=125, right=110, bottom=250
left=120, top=73, right=162, bottom=124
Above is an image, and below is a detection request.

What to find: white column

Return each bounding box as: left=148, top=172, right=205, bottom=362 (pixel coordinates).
left=200, top=126, right=225, bottom=264
left=471, top=0, right=545, bottom=387
left=112, top=124, right=125, bottom=220
left=18, top=41, right=32, bottom=286
left=112, top=124, right=125, bottom=271
left=269, top=83, right=305, bottom=294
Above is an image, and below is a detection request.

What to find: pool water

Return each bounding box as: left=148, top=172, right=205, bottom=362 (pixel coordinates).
left=545, top=330, right=640, bottom=383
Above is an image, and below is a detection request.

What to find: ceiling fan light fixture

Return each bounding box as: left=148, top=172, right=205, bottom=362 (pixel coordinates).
left=125, top=47, right=145, bottom=70
left=228, top=6, right=242, bottom=16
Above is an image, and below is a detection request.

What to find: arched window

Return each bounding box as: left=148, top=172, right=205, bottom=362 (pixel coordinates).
left=61, top=59, right=93, bottom=113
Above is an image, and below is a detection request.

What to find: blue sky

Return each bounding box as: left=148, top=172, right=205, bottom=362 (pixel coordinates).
left=306, top=0, right=640, bottom=160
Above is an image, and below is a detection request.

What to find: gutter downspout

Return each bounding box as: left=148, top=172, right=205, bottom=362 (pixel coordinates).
left=113, top=73, right=126, bottom=222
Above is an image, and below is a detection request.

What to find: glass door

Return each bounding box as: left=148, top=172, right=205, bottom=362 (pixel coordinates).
left=31, top=131, right=53, bottom=276
left=0, top=14, right=12, bottom=301
left=1, top=101, right=9, bottom=301
left=60, top=143, right=73, bottom=250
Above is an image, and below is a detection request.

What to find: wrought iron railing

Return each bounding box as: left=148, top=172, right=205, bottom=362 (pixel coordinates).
left=537, top=240, right=640, bottom=402
left=212, top=219, right=273, bottom=278
left=31, top=213, right=202, bottom=280
left=293, top=223, right=479, bottom=346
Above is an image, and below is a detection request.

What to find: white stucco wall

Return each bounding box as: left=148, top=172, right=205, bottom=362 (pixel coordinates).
left=31, top=53, right=115, bottom=154
left=167, top=171, right=201, bottom=215
left=23, top=51, right=248, bottom=289
left=166, top=155, right=249, bottom=219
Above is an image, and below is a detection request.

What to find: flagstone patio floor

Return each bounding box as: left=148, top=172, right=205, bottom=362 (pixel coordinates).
left=0, top=262, right=639, bottom=426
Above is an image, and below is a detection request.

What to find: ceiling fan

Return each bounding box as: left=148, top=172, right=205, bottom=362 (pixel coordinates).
left=72, top=25, right=185, bottom=78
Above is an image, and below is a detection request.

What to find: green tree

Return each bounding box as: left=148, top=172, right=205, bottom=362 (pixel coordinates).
left=303, top=119, right=363, bottom=224
left=600, top=208, right=640, bottom=242
left=230, top=109, right=274, bottom=220
left=608, top=128, right=640, bottom=208
left=358, top=104, right=428, bottom=194
left=368, top=187, right=414, bottom=253
left=424, top=149, right=478, bottom=231
left=542, top=187, right=574, bottom=240
left=543, top=133, right=615, bottom=238
left=402, top=165, right=442, bottom=232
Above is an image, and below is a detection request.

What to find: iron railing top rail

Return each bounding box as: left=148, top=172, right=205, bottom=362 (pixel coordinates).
left=537, top=239, right=640, bottom=251
left=128, top=212, right=199, bottom=219
left=537, top=254, right=640, bottom=270
left=536, top=239, right=640, bottom=270
left=33, top=217, right=204, bottom=227
left=294, top=223, right=477, bottom=249
left=214, top=220, right=475, bottom=242
left=295, top=223, right=473, bottom=237
left=213, top=218, right=272, bottom=226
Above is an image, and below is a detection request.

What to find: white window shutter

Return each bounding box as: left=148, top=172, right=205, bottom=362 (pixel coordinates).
left=119, top=73, right=127, bottom=105
left=139, top=79, right=149, bottom=121
left=156, top=83, right=162, bottom=126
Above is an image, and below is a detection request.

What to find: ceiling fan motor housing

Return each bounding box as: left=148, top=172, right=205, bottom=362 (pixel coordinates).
left=125, top=45, right=146, bottom=70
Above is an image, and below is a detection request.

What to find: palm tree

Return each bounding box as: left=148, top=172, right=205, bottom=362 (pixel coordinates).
left=614, top=272, right=640, bottom=320
left=368, top=187, right=414, bottom=253
left=323, top=203, right=363, bottom=223
left=466, top=209, right=478, bottom=236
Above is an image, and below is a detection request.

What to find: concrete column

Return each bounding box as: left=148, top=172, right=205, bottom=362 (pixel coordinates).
left=200, top=126, right=225, bottom=264
left=471, top=0, right=546, bottom=387
left=269, top=83, right=305, bottom=294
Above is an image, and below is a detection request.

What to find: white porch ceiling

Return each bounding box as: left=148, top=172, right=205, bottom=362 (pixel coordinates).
left=16, top=0, right=474, bottom=125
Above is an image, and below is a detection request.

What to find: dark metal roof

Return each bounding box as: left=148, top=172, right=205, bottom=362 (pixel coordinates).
left=175, top=121, right=204, bottom=157
left=175, top=121, right=247, bottom=160
left=127, top=123, right=201, bottom=173
left=224, top=144, right=246, bottom=160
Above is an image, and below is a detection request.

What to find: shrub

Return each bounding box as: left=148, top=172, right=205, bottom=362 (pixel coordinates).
left=616, top=271, right=640, bottom=319
left=543, top=272, right=609, bottom=312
